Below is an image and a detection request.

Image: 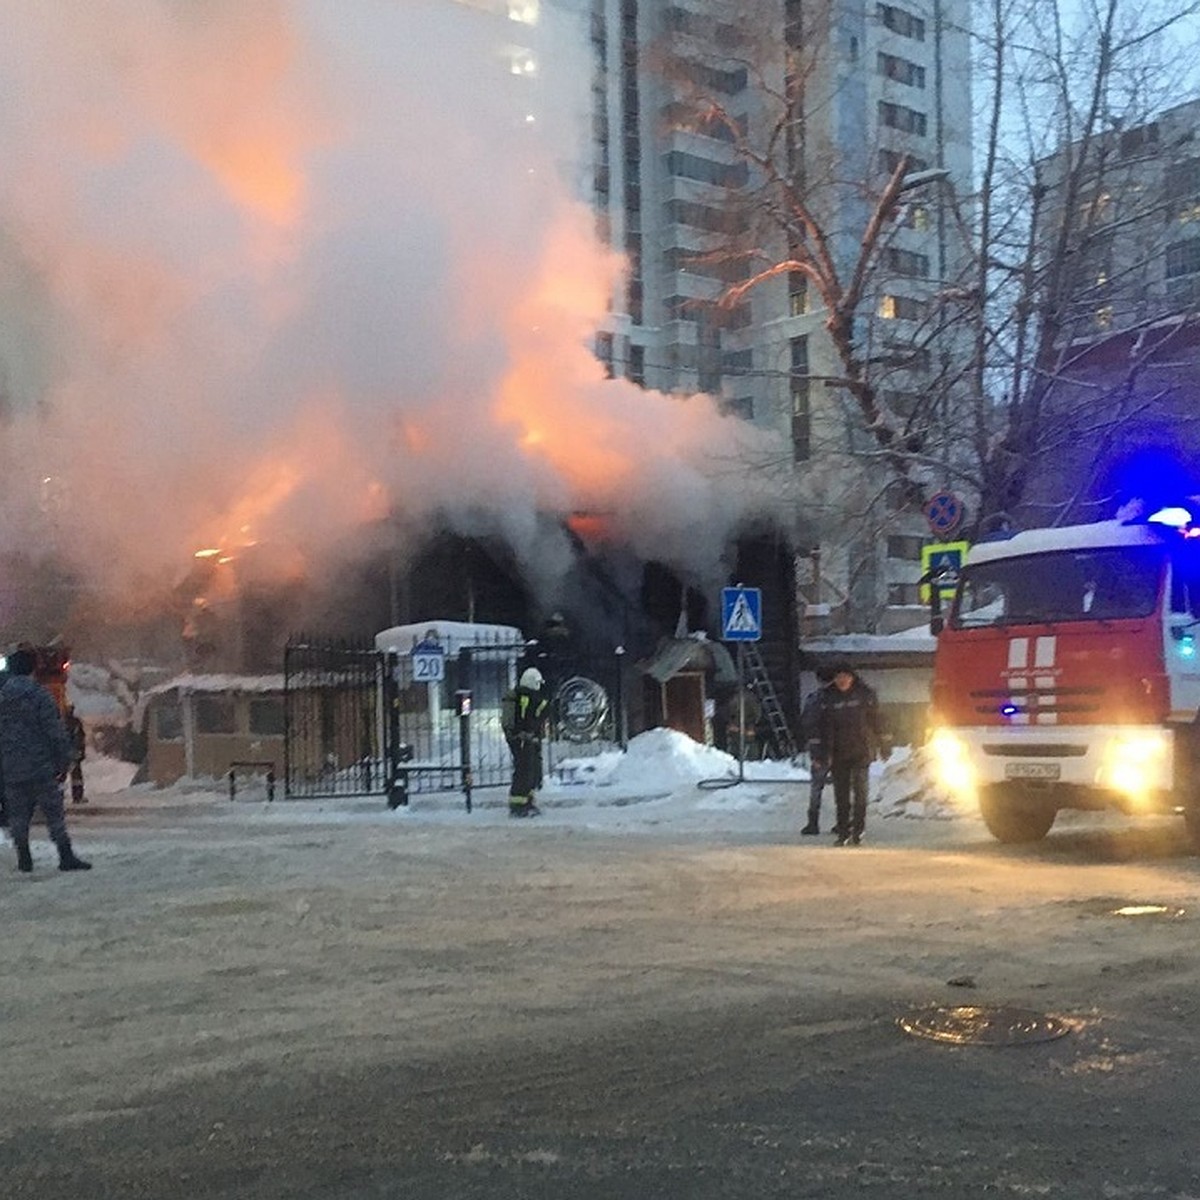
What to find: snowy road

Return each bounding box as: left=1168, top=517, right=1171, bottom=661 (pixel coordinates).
left=3, top=786, right=1200, bottom=1198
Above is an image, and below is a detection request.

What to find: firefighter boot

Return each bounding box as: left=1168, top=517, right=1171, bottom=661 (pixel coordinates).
left=55, top=837, right=92, bottom=872
left=15, top=835, right=32, bottom=874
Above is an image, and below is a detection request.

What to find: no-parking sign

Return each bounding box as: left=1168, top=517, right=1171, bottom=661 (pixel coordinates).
left=924, top=491, right=964, bottom=537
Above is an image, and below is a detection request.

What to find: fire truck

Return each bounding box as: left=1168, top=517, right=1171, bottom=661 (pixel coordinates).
left=927, top=506, right=1200, bottom=847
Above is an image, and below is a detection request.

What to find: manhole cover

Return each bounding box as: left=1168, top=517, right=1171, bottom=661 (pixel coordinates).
left=897, top=1005, right=1071, bottom=1046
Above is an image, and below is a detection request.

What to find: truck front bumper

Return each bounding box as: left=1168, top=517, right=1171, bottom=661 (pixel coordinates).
left=928, top=724, right=1176, bottom=809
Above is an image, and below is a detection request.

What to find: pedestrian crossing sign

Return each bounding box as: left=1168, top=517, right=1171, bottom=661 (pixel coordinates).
left=920, top=541, right=970, bottom=603
left=721, top=586, right=762, bottom=642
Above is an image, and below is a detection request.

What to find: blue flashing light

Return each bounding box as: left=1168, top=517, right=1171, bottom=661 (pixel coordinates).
left=1148, top=506, right=1194, bottom=528
left=1180, top=633, right=1197, bottom=661
left=1000, top=703, right=1020, bottom=717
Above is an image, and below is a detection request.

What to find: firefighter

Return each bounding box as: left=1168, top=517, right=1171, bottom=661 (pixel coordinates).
left=815, top=662, right=884, bottom=846
left=505, top=666, right=548, bottom=818
left=65, top=704, right=86, bottom=804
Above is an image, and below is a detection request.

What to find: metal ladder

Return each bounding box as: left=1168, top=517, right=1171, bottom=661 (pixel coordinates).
left=740, top=642, right=797, bottom=760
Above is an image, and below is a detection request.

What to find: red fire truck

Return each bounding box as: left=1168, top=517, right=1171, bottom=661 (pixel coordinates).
left=927, top=507, right=1200, bottom=847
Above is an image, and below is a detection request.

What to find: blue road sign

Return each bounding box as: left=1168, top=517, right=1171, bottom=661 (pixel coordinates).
left=721, top=586, right=763, bottom=642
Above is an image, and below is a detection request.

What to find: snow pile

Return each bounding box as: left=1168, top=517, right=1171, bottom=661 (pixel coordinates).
left=578, top=728, right=741, bottom=791
left=874, top=746, right=965, bottom=820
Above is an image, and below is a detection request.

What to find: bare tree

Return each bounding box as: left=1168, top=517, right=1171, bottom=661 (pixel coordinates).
left=654, top=0, right=1200, bottom=536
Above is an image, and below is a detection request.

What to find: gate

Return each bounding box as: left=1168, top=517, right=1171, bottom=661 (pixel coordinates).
left=284, top=637, right=385, bottom=798
left=284, top=635, right=633, bottom=802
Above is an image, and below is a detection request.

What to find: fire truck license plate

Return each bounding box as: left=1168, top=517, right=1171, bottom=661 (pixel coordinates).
left=1005, top=762, right=1061, bottom=781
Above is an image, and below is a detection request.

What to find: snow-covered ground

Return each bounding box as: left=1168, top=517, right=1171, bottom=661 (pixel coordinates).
left=67, top=727, right=963, bottom=835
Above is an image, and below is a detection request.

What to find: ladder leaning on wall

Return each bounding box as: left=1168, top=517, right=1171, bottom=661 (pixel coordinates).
left=740, top=642, right=797, bottom=760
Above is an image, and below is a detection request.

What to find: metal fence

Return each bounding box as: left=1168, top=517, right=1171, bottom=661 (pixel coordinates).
left=284, top=633, right=632, bottom=803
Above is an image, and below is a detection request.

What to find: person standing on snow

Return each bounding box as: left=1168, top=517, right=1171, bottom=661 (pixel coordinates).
left=799, top=668, right=833, bottom=836
left=815, top=662, right=884, bottom=847
left=65, top=704, right=87, bottom=804
left=0, top=647, right=91, bottom=873
left=506, top=666, right=548, bottom=818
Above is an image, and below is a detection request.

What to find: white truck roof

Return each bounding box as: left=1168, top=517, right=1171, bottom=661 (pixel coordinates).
left=966, top=520, right=1168, bottom=567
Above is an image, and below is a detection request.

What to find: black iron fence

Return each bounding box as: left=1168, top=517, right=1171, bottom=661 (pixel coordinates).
left=284, top=633, right=632, bottom=803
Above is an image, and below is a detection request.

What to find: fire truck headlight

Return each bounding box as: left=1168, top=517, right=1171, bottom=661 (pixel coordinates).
left=1102, top=731, right=1171, bottom=799
left=929, top=728, right=975, bottom=798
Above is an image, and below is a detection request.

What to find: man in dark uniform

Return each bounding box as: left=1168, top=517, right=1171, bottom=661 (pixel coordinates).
left=0, top=647, right=91, bottom=873
left=506, top=667, right=549, bottom=818
left=815, top=662, right=883, bottom=846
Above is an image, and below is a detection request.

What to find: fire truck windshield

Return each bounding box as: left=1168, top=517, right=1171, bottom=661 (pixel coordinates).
left=952, top=545, right=1165, bottom=629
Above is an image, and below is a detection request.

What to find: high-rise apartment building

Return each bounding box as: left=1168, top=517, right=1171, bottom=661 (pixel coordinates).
left=588, top=0, right=973, bottom=629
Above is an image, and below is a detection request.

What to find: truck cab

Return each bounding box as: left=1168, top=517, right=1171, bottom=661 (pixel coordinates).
left=928, top=513, right=1200, bottom=846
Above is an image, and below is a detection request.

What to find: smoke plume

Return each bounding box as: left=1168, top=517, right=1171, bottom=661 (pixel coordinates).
left=0, top=0, right=784, bottom=640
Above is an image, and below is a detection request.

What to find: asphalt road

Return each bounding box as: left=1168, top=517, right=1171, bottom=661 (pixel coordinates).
left=3, top=805, right=1200, bottom=1198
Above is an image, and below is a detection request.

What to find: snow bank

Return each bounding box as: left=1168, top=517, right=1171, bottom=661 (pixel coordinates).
left=597, top=728, right=741, bottom=789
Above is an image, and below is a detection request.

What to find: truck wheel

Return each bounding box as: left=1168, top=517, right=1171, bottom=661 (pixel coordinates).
left=978, top=785, right=1057, bottom=844
left=1184, top=804, right=1200, bottom=856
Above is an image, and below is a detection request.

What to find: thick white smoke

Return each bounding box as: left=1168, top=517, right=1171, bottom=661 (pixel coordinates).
left=0, top=0, right=784, bottom=635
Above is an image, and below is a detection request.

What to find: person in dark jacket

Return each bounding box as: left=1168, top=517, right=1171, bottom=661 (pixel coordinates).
left=65, top=704, right=87, bottom=804
left=799, top=668, right=833, bottom=835
left=815, top=663, right=883, bottom=846
left=0, top=648, right=90, bottom=873
left=506, top=666, right=549, bottom=818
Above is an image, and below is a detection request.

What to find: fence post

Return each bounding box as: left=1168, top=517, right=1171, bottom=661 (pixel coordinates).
left=384, top=651, right=408, bottom=809
left=456, top=687, right=473, bottom=813
left=614, top=645, right=628, bottom=750
left=228, top=769, right=236, bottom=802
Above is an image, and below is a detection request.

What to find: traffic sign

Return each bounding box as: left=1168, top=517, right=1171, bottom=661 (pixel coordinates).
left=721, top=586, right=762, bottom=641
left=411, top=639, right=446, bottom=683
left=920, top=541, right=970, bottom=603
left=924, top=491, right=964, bottom=536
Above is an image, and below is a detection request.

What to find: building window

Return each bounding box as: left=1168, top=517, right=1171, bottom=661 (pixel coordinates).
left=877, top=3, right=926, bottom=40
left=196, top=696, right=236, bottom=735
left=791, top=335, right=811, bottom=462
left=878, top=294, right=927, bottom=321
left=721, top=348, right=753, bottom=374
left=1166, top=158, right=1200, bottom=201
left=664, top=151, right=749, bottom=188
left=508, top=1, right=539, bottom=22
left=789, top=273, right=810, bottom=316
left=884, top=247, right=930, bottom=277
left=156, top=703, right=183, bottom=742
left=665, top=198, right=749, bottom=234
left=628, top=343, right=645, bottom=385
left=248, top=698, right=285, bottom=737
left=879, top=100, right=927, bottom=137
left=1166, top=237, right=1200, bottom=279
left=722, top=395, right=754, bottom=419
left=887, top=534, right=925, bottom=560
left=887, top=582, right=924, bottom=605
left=877, top=52, right=926, bottom=88
left=595, top=332, right=615, bottom=376
left=1119, top=122, right=1159, bottom=158
left=672, top=57, right=748, bottom=95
